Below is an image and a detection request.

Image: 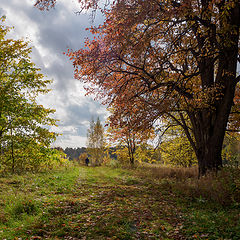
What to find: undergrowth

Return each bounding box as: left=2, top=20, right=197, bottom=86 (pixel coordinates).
left=136, top=164, right=240, bottom=206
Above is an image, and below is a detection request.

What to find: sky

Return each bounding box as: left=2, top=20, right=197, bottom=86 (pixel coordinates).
left=0, top=0, right=108, bottom=148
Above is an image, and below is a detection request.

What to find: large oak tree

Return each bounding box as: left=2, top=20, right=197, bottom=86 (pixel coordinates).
left=36, top=0, right=240, bottom=176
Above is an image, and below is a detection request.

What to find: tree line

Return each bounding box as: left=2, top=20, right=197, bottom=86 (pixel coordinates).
left=76, top=118, right=239, bottom=168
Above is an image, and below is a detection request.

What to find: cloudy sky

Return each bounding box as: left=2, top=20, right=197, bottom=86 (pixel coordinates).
left=0, top=0, right=108, bottom=148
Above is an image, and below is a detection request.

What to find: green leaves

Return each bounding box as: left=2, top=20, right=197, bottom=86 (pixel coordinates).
left=0, top=18, right=58, bottom=173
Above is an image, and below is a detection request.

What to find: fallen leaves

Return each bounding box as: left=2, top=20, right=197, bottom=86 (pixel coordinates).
left=1, top=166, right=239, bottom=239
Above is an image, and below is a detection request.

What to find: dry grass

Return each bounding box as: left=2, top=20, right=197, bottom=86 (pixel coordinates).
left=136, top=164, right=240, bottom=206
left=136, top=163, right=198, bottom=180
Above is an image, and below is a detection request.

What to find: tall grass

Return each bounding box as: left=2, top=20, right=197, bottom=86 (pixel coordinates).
left=135, top=164, right=240, bottom=206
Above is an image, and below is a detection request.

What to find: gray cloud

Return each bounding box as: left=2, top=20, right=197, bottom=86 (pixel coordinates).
left=65, top=101, right=106, bottom=125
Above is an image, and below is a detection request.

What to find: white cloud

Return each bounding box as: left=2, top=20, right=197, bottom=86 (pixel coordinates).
left=53, top=135, right=88, bottom=149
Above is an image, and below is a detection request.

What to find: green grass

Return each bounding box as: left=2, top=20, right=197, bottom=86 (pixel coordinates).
left=0, top=165, right=239, bottom=239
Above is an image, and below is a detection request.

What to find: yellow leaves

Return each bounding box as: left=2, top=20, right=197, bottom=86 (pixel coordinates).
left=160, top=122, right=197, bottom=167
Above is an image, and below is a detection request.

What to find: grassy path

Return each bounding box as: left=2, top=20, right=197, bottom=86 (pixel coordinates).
left=0, top=166, right=239, bottom=239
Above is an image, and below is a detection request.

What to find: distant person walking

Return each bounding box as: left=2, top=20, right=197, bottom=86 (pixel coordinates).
left=85, top=157, right=89, bottom=166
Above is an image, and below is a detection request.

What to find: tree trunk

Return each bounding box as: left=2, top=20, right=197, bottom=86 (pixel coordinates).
left=128, top=147, right=135, bottom=165
left=130, top=156, right=134, bottom=165
left=10, top=127, right=15, bottom=174
left=196, top=138, right=223, bottom=177
left=127, top=137, right=136, bottom=166
left=192, top=77, right=237, bottom=177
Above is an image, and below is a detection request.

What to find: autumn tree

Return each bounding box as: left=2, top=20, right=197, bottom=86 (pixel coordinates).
left=160, top=136, right=197, bottom=167
left=0, top=18, right=58, bottom=173
left=107, top=108, right=154, bottom=165
left=87, top=117, right=105, bottom=166
left=35, top=0, right=240, bottom=177
left=153, top=116, right=197, bottom=167
left=135, top=143, right=156, bottom=164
